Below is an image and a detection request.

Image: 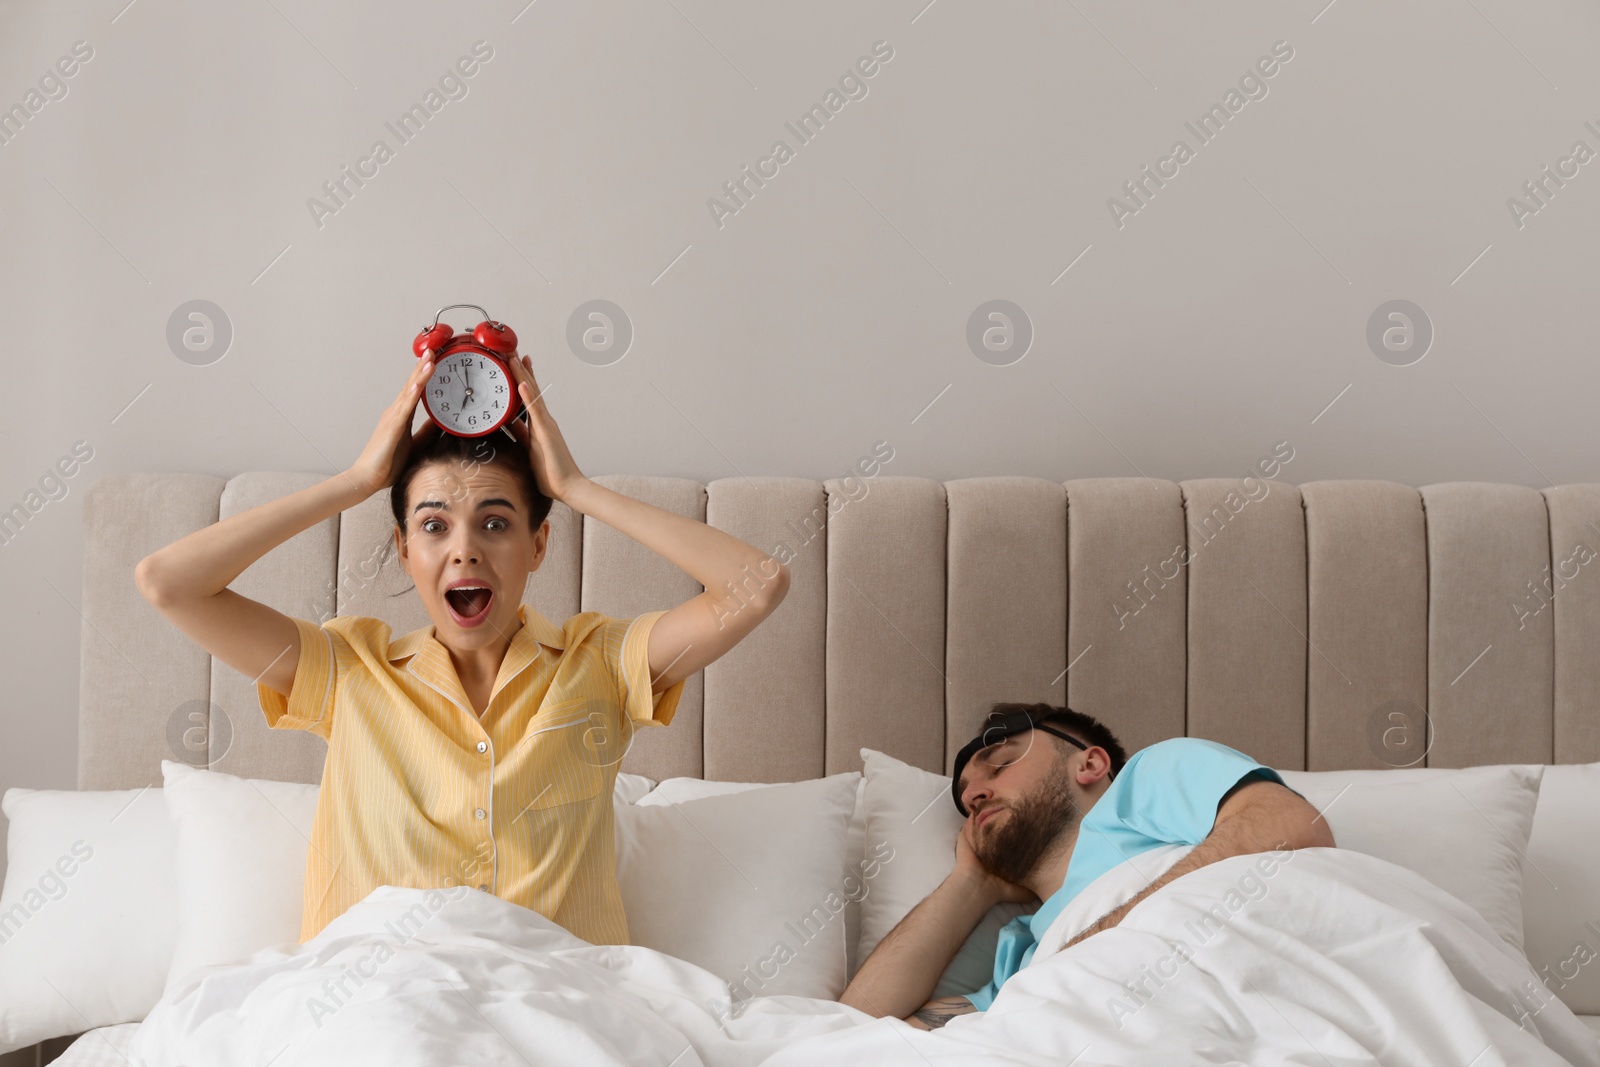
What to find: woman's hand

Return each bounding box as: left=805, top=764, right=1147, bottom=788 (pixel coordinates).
left=505, top=352, right=587, bottom=504
left=345, top=353, right=442, bottom=497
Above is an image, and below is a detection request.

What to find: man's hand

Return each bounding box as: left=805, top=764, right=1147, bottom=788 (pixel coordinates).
left=906, top=995, right=978, bottom=1031
left=956, top=809, right=1036, bottom=908
left=840, top=814, right=1033, bottom=1021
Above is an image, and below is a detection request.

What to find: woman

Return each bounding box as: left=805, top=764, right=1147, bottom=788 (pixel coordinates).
left=136, top=349, right=789, bottom=944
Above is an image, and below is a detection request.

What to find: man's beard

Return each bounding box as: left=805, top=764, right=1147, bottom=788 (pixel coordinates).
left=972, top=762, right=1080, bottom=887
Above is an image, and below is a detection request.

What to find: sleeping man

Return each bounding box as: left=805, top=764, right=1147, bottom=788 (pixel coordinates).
left=840, top=702, right=1335, bottom=1028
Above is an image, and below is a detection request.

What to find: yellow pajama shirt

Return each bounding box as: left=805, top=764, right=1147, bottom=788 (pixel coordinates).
left=256, top=601, right=685, bottom=944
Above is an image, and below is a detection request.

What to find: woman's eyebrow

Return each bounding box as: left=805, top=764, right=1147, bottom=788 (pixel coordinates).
left=412, top=498, right=518, bottom=514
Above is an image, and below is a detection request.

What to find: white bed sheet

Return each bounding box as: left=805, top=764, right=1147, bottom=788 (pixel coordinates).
left=49, top=850, right=1600, bottom=1066
left=53, top=1023, right=138, bottom=1067
left=54, top=1015, right=1600, bottom=1066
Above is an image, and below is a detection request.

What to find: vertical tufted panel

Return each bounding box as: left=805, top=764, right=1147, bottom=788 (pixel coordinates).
left=1544, top=485, right=1600, bottom=763
left=583, top=475, right=706, bottom=780
left=700, top=478, right=826, bottom=782
left=1064, top=478, right=1186, bottom=757
left=1301, top=481, right=1428, bottom=770
left=79, top=472, right=1600, bottom=794
left=334, top=491, right=427, bottom=635
left=825, top=477, right=947, bottom=775
left=1181, top=479, right=1306, bottom=770
left=1422, top=483, right=1553, bottom=767
left=210, top=472, right=335, bottom=785
left=943, top=478, right=1067, bottom=772
left=525, top=499, right=584, bottom=623
left=79, top=474, right=224, bottom=790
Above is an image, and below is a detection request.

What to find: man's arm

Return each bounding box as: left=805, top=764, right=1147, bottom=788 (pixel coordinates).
left=906, top=995, right=979, bottom=1031
left=840, top=819, right=1032, bottom=1022
left=1060, top=778, right=1332, bottom=951
left=839, top=866, right=998, bottom=1021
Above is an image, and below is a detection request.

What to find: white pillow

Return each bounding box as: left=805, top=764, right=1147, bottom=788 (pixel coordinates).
left=161, top=761, right=319, bottom=991
left=638, top=774, right=872, bottom=974
left=0, top=786, right=177, bottom=1052
left=1277, top=763, right=1543, bottom=953
left=856, top=749, right=1030, bottom=999
left=614, top=772, right=656, bottom=806
left=636, top=776, right=770, bottom=806
left=1520, top=761, right=1600, bottom=1015
left=615, top=773, right=858, bottom=1001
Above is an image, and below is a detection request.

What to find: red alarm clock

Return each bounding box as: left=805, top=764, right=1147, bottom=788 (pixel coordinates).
left=412, top=304, right=523, bottom=438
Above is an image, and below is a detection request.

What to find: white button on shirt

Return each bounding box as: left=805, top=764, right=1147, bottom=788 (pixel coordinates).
left=477, top=741, right=488, bottom=753
left=474, top=808, right=486, bottom=819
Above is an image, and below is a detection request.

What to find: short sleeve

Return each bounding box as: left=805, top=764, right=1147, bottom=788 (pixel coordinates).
left=604, top=609, right=686, bottom=728
left=256, top=616, right=343, bottom=739
left=1102, top=737, right=1291, bottom=845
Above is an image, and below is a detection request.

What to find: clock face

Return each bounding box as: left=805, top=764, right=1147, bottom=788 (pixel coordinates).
left=426, top=351, right=511, bottom=435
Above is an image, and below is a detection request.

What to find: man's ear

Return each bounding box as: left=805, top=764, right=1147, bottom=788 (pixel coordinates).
left=1077, top=746, right=1115, bottom=788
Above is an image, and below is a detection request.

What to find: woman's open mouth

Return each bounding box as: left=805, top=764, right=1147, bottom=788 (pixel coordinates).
left=444, top=585, right=495, bottom=628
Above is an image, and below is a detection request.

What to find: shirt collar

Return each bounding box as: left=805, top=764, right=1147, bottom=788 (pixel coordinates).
left=386, top=602, right=566, bottom=717
left=1024, top=786, right=1122, bottom=940
left=386, top=601, right=566, bottom=663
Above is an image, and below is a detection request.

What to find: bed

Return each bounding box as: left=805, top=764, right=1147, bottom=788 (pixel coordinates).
left=6, top=470, right=1600, bottom=1065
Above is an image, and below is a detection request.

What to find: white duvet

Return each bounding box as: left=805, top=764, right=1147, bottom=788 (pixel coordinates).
left=129, top=846, right=1600, bottom=1067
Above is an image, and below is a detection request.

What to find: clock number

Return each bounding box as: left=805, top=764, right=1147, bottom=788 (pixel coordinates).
left=439, top=374, right=451, bottom=384
left=494, top=384, right=505, bottom=394
left=440, top=401, right=451, bottom=411
left=469, top=415, right=477, bottom=425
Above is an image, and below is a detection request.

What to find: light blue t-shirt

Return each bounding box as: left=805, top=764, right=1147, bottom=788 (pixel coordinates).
left=961, top=737, right=1292, bottom=1010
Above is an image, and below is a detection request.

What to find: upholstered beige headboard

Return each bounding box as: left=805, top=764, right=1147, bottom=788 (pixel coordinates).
left=77, top=473, right=1600, bottom=791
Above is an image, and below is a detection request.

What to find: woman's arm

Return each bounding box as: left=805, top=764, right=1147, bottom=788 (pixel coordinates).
left=135, top=474, right=369, bottom=695
left=564, top=478, right=788, bottom=693
left=136, top=474, right=369, bottom=603
left=136, top=356, right=439, bottom=695
left=504, top=353, right=789, bottom=694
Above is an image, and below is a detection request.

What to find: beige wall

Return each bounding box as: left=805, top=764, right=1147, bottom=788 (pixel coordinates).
left=3, top=0, right=1598, bottom=883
